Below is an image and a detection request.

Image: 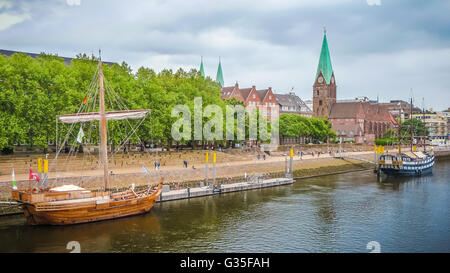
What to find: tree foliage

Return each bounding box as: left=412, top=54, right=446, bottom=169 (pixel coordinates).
left=0, top=53, right=277, bottom=152
left=279, top=113, right=336, bottom=143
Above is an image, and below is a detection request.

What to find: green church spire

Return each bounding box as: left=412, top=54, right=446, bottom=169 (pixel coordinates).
left=315, top=27, right=333, bottom=84
left=200, top=56, right=205, bottom=77
left=216, top=57, right=224, bottom=87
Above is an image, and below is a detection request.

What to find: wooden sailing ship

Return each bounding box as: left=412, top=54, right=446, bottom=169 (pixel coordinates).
left=11, top=54, right=163, bottom=225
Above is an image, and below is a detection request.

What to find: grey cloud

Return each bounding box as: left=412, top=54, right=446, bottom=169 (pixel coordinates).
left=0, top=0, right=449, bottom=110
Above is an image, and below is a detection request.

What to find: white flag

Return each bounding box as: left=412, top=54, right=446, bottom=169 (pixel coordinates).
left=76, top=127, right=84, bottom=143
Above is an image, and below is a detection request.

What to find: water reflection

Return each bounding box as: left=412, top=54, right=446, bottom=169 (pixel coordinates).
left=0, top=160, right=448, bottom=253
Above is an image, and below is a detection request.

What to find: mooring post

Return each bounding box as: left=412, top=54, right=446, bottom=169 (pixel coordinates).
left=37, top=158, right=42, bottom=188
left=289, top=148, right=293, bottom=177
left=213, top=152, right=216, bottom=186
left=43, top=158, right=49, bottom=188
left=205, top=152, right=209, bottom=186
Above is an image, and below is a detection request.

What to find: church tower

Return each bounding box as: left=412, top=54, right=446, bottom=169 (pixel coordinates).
left=313, top=27, right=336, bottom=118
left=216, top=57, right=224, bottom=88
left=199, top=56, right=205, bottom=77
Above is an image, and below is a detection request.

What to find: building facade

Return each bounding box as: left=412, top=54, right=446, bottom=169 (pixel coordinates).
left=221, top=83, right=280, bottom=121
left=412, top=113, right=448, bottom=141
left=329, top=102, right=397, bottom=143
left=378, top=100, right=421, bottom=122
left=275, top=92, right=312, bottom=117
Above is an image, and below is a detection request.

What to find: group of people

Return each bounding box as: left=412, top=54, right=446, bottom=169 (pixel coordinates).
left=297, top=150, right=329, bottom=160
left=256, top=154, right=267, bottom=160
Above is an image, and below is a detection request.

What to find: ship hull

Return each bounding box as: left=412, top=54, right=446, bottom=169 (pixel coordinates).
left=380, top=165, right=433, bottom=176
left=21, top=190, right=161, bottom=225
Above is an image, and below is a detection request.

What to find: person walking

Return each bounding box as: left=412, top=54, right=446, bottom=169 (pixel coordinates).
left=183, top=160, right=188, bottom=168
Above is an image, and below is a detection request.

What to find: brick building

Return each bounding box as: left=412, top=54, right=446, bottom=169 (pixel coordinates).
left=220, top=83, right=279, bottom=121
left=329, top=102, right=397, bottom=143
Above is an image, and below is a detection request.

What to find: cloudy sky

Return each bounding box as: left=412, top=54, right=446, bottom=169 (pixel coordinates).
left=1, top=0, right=449, bottom=110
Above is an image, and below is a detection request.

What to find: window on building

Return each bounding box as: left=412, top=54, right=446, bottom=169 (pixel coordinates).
left=253, top=94, right=256, bottom=99
left=317, top=90, right=319, bottom=96
left=319, top=100, right=322, bottom=106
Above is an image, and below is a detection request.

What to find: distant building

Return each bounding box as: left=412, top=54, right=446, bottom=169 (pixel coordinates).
left=329, top=102, right=397, bottom=143
left=337, top=96, right=377, bottom=103
left=304, top=100, right=313, bottom=112
left=311, top=29, right=396, bottom=143
left=0, top=49, right=115, bottom=66
left=412, top=113, right=448, bottom=141
left=275, top=92, right=312, bottom=117
left=443, top=110, right=450, bottom=140
left=199, top=56, right=205, bottom=77
left=216, top=58, right=224, bottom=88
left=220, top=83, right=279, bottom=121
left=378, top=100, right=421, bottom=122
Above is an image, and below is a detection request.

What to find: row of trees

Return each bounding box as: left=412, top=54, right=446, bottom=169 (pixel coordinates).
left=279, top=113, right=337, bottom=143
left=0, top=53, right=336, bottom=153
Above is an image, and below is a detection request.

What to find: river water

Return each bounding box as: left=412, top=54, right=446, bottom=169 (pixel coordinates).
left=0, top=160, right=449, bottom=253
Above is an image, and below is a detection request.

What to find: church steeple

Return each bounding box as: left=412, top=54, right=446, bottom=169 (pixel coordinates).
left=313, top=27, right=336, bottom=119
left=200, top=56, right=205, bottom=77
left=216, top=57, right=224, bottom=88
left=315, top=26, right=334, bottom=85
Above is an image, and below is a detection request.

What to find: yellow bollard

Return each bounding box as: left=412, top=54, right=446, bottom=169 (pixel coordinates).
left=213, top=152, right=216, bottom=163
left=44, top=159, right=48, bottom=173
left=205, top=152, right=208, bottom=163
left=38, top=158, right=42, bottom=173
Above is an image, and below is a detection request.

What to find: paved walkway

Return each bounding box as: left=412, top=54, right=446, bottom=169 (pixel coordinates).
left=0, top=150, right=374, bottom=183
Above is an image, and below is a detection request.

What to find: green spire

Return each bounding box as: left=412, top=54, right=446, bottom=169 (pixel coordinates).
left=315, top=27, right=333, bottom=84
left=200, top=56, right=205, bottom=77
left=216, top=57, right=224, bottom=87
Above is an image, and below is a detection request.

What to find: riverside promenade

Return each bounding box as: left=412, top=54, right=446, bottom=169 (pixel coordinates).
left=0, top=149, right=375, bottom=199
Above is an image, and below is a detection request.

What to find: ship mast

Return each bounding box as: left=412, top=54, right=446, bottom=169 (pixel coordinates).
left=98, top=50, right=110, bottom=190
left=410, top=97, right=414, bottom=152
